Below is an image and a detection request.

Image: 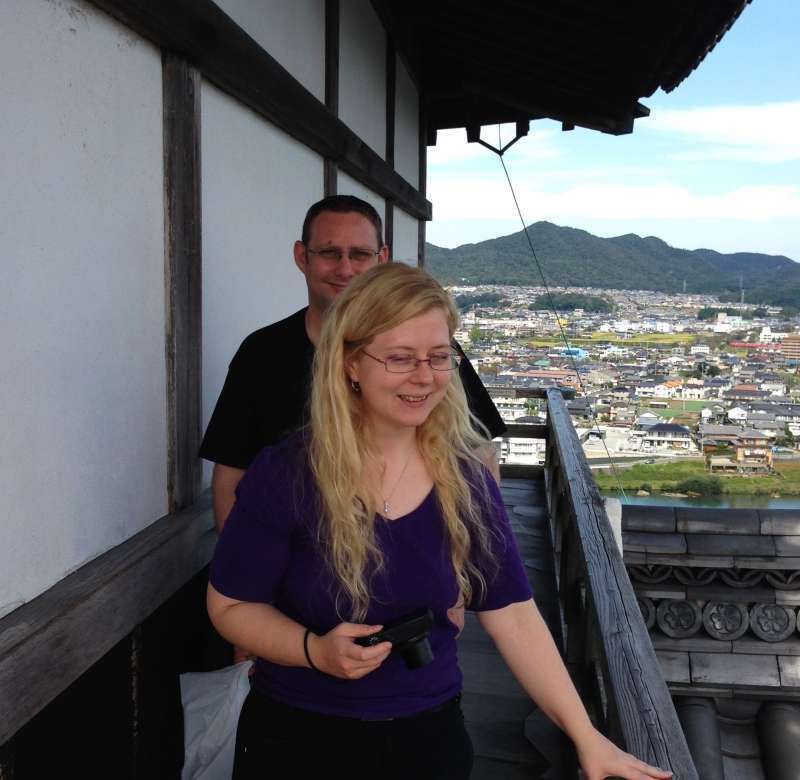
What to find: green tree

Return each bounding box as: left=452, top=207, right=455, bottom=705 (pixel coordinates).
left=530, top=293, right=613, bottom=313
left=780, top=371, right=799, bottom=389
left=468, top=326, right=484, bottom=343
left=776, top=425, right=796, bottom=448
left=455, top=292, right=503, bottom=310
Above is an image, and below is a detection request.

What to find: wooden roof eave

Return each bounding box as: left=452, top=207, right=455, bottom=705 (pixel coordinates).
left=458, top=82, right=651, bottom=137
left=374, top=0, right=751, bottom=138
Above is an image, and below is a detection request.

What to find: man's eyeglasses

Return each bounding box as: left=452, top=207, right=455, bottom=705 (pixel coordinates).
left=305, top=246, right=381, bottom=263
left=362, top=350, right=462, bottom=373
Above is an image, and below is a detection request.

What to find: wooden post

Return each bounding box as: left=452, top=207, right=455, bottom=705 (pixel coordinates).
left=417, top=98, right=427, bottom=267
left=130, top=626, right=144, bottom=779
left=384, top=37, right=396, bottom=255
left=0, top=742, right=14, bottom=780
left=163, top=54, right=202, bottom=513
left=324, top=0, right=339, bottom=197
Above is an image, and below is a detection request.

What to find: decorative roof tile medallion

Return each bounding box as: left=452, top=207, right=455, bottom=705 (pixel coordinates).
left=657, top=599, right=702, bottom=638
left=750, top=604, right=797, bottom=642
left=703, top=601, right=749, bottom=641
left=638, top=596, right=656, bottom=630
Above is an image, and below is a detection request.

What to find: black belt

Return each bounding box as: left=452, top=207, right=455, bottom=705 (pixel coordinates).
left=360, top=693, right=462, bottom=722
left=252, top=688, right=462, bottom=723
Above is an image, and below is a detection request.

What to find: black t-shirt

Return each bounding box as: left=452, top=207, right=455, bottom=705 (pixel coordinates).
left=200, top=307, right=506, bottom=469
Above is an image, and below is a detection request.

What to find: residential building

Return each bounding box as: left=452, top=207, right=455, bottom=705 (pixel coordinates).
left=780, top=335, right=800, bottom=363
left=735, top=429, right=773, bottom=472
left=697, top=424, right=741, bottom=453
left=634, top=412, right=661, bottom=429
left=497, top=436, right=546, bottom=466
left=641, top=423, right=695, bottom=451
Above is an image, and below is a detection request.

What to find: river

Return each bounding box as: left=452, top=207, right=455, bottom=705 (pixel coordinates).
left=600, top=491, right=800, bottom=510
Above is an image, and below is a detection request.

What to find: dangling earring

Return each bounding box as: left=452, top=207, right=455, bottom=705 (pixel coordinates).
left=350, top=379, right=361, bottom=393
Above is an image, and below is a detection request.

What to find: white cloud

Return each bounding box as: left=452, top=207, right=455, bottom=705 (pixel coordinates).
left=429, top=177, right=800, bottom=222
left=424, top=103, right=800, bottom=259
left=643, top=101, right=800, bottom=162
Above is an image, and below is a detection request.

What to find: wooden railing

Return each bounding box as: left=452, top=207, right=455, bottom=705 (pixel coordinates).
left=0, top=497, right=216, bottom=748
left=500, top=387, right=698, bottom=778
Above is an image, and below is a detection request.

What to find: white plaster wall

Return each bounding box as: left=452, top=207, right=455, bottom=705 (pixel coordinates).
left=392, top=207, right=420, bottom=266
left=0, top=0, right=166, bottom=619
left=339, top=0, right=386, bottom=157
left=201, top=81, right=324, bottom=483
left=212, top=0, right=325, bottom=102
left=337, top=172, right=386, bottom=236
left=394, top=57, right=419, bottom=189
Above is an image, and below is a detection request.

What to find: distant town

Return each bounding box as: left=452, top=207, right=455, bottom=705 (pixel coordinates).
left=451, top=284, right=800, bottom=500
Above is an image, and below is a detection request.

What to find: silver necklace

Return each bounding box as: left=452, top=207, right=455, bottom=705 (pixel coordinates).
left=382, top=448, right=414, bottom=518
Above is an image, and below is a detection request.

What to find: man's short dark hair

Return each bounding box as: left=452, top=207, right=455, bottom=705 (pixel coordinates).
left=301, top=195, right=384, bottom=247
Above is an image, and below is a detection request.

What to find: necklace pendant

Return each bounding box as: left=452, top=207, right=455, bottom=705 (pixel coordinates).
left=383, top=500, right=391, bottom=516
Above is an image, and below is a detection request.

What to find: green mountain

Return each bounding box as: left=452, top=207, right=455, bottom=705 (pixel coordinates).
left=425, top=222, right=800, bottom=307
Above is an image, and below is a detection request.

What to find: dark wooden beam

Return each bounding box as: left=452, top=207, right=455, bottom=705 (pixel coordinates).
left=417, top=100, right=427, bottom=266
left=503, top=423, right=548, bottom=440
left=499, top=463, right=545, bottom=481
left=88, top=0, right=430, bottom=220
left=324, top=0, right=339, bottom=197
left=129, top=626, right=144, bottom=778
left=430, top=67, right=649, bottom=136
left=325, top=0, right=339, bottom=115
left=0, top=742, right=14, bottom=779
left=385, top=41, right=396, bottom=169
left=324, top=160, right=338, bottom=198
left=0, top=498, right=215, bottom=745
left=384, top=37, right=396, bottom=254
left=163, top=54, right=202, bottom=512
left=370, top=0, right=422, bottom=91
left=385, top=200, right=394, bottom=256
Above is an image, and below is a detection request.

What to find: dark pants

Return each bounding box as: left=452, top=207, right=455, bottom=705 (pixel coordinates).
left=233, top=688, right=474, bottom=779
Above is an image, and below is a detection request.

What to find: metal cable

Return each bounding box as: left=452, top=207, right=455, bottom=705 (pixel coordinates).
left=496, top=152, right=629, bottom=502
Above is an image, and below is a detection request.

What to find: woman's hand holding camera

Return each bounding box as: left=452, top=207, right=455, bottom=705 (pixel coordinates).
left=306, top=623, right=392, bottom=679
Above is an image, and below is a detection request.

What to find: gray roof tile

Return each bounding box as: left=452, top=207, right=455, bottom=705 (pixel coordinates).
left=779, top=656, right=800, bottom=688
left=676, top=509, right=760, bottom=535
left=774, top=536, right=800, bottom=556
left=687, top=535, right=776, bottom=557
left=760, top=512, right=800, bottom=535
left=691, top=652, right=780, bottom=688
left=623, top=532, right=686, bottom=554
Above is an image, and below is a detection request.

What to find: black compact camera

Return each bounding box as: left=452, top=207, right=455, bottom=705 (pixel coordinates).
left=355, top=608, right=435, bottom=669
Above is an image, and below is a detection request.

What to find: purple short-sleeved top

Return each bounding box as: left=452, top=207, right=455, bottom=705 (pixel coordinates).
left=209, top=433, right=532, bottom=719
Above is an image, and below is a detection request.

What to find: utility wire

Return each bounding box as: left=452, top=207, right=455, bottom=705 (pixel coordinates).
left=496, top=152, right=629, bottom=502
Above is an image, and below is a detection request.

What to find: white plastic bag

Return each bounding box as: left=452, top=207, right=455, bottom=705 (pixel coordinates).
left=180, top=661, right=253, bottom=780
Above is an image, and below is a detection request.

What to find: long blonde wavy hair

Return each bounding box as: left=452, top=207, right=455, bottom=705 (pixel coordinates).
left=309, top=263, right=498, bottom=621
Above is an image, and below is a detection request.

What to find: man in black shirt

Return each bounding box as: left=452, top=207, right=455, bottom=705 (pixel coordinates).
left=200, top=196, right=505, bottom=529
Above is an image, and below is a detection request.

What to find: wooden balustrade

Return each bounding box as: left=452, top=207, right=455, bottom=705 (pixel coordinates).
left=499, top=388, right=698, bottom=777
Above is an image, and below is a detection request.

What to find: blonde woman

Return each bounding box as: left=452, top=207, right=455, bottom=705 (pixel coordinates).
left=207, top=264, right=671, bottom=780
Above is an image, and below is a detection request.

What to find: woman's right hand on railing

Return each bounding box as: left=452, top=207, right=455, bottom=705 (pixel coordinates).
left=306, top=623, right=392, bottom=679
left=576, top=729, right=673, bottom=780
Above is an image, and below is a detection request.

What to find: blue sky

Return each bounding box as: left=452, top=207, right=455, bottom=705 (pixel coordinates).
left=426, top=0, right=800, bottom=263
